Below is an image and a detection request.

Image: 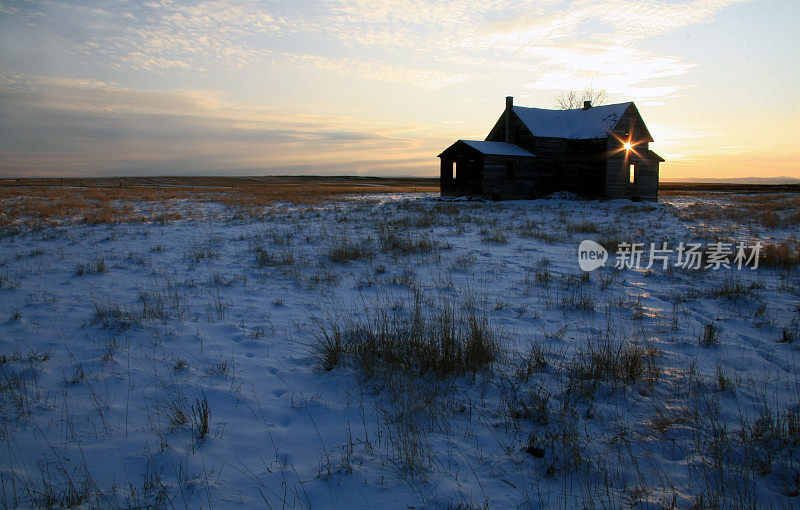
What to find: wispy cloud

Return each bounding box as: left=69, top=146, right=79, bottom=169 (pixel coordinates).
left=518, top=43, right=695, bottom=103
left=475, top=0, right=752, bottom=44
left=0, top=71, right=446, bottom=176
left=0, top=0, right=774, bottom=177
left=5, top=0, right=278, bottom=71
left=465, top=0, right=751, bottom=99
left=282, top=53, right=475, bottom=89
left=2, top=0, right=750, bottom=92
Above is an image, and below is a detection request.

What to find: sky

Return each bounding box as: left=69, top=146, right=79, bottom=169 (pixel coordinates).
left=0, top=0, right=798, bottom=179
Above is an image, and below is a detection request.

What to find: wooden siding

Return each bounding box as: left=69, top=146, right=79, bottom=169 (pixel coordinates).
left=609, top=103, right=653, bottom=144
left=480, top=155, right=537, bottom=200
left=605, top=105, right=659, bottom=200
left=439, top=142, right=477, bottom=196
left=486, top=111, right=608, bottom=198
left=453, top=102, right=660, bottom=200
left=439, top=141, right=536, bottom=199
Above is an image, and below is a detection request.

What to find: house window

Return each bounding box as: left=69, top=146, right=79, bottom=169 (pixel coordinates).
left=506, top=161, right=516, bottom=182
left=629, top=163, right=636, bottom=184
left=453, top=161, right=458, bottom=181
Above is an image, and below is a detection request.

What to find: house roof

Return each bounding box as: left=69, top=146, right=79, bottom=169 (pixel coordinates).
left=458, top=140, right=534, bottom=157
left=644, top=149, right=665, bottom=162
left=512, top=102, right=632, bottom=139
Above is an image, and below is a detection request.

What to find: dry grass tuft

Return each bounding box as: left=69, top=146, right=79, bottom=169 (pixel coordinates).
left=699, top=322, right=721, bottom=346
left=326, top=235, right=374, bottom=263
left=566, top=220, right=599, bottom=234
left=568, top=339, right=660, bottom=397
left=314, top=289, right=500, bottom=377
left=377, top=225, right=440, bottom=255
left=760, top=240, right=800, bottom=270
left=253, top=244, right=296, bottom=267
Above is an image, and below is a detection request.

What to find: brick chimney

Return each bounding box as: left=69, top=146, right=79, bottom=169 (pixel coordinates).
left=505, top=96, right=513, bottom=143
left=583, top=100, right=592, bottom=110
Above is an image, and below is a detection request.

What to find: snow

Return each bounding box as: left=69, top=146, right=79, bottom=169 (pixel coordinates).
left=459, top=140, right=535, bottom=157
left=544, top=191, right=584, bottom=200
left=1, top=192, right=799, bottom=508
left=513, top=102, right=631, bottom=139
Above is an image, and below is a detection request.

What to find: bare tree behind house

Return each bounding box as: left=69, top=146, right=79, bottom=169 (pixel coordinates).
left=551, top=87, right=607, bottom=110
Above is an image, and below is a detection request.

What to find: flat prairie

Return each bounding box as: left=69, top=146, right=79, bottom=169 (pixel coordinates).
left=0, top=178, right=798, bottom=508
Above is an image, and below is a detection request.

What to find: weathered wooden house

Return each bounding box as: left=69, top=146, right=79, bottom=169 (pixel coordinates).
left=438, top=97, right=664, bottom=201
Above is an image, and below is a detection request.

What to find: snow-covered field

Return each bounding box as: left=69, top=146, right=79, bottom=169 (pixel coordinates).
left=1, top=191, right=799, bottom=508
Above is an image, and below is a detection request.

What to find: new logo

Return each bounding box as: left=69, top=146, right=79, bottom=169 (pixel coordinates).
left=578, top=240, right=608, bottom=272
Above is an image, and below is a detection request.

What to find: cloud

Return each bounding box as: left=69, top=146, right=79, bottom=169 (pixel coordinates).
left=0, top=0, right=766, bottom=176
left=2, top=0, right=750, bottom=90
left=464, top=0, right=752, bottom=100
left=283, top=53, right=474, bottom=89
left=518, top=43, right=695, bottom=102
left=475, top=0, right=753, bottom=44
left=0, top=72, right=441, bottom=176
left=4, top=0, right=279, bottom=71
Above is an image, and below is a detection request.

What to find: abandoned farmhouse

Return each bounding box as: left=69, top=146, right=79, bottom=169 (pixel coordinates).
left=438, top=97, right=664, bottom=201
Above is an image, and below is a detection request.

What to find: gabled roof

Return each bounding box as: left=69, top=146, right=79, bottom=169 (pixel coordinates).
left=644, top=149, right=665, bottom=162
left=512, top=102, right=632, bottom=140
left=457, top=140, right=534, bottom=157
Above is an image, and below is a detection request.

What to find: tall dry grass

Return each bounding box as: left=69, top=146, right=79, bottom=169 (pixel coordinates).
left=0, top=176, right=438, bottom=229
left=314, top=289, right=500, bottom=377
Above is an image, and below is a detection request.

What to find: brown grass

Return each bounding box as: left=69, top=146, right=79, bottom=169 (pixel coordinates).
left=658, top=183, right=800, bottom=196
left=673, top=190, right=800, bottom=229
left=760, top=240, right=800, bottom=270
left=0, top=176, right=438, bottom=228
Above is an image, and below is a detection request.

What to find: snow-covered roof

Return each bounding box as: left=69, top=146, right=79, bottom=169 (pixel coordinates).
left=459, top=140, right=534, bottom=157
left=512, top=102, right=631, bottom=139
